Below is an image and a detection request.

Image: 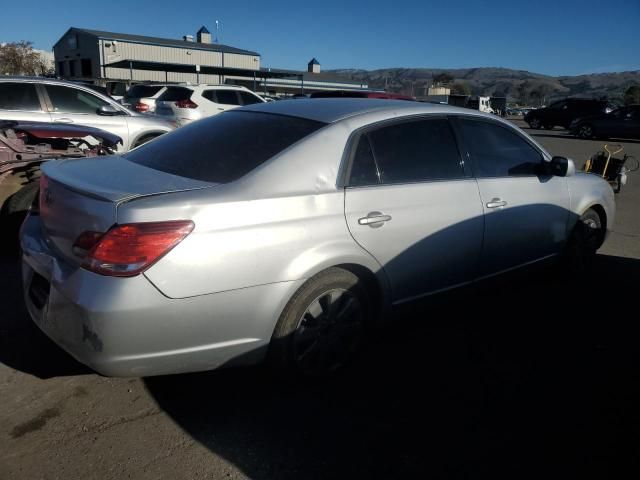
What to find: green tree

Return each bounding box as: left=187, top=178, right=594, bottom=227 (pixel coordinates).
left=624, top=85, right=640, bottom=105
left=0, top=41, right=51, bottom=76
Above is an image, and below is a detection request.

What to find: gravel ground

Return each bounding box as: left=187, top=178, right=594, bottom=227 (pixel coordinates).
left=1, top=121, right=639, bottom=479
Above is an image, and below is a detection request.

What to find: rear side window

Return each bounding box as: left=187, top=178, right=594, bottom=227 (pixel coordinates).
left=348, top=135, right=380, bottom=186
left=126, top=85, right=164, bottom=98
left=125, top=111, right=326, bottom=183
left=157, top=87, right=193, bottom=101
left=457, top=119, right=542, bottom=177
left=0, top=83, right=41, bottom=111
left=365, top=119, right=463, bottom=184
left=45, top=85, right=109, bottom=113
left=215, top=90, right=240, bottom=105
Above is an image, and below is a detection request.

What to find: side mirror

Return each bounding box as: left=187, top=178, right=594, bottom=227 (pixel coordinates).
left=97, top=105, right=122, bottom=116
left=545, top=156, right=575, bottom=177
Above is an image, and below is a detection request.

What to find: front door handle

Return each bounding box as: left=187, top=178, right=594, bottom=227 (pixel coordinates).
left=486, top=198, right=508, bottom=209
left=358, top=211, right=392, bottom=228
left=54, top=118, right=74, bottom=123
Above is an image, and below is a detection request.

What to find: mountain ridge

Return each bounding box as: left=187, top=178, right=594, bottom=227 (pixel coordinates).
left=326, top=67, right=640, bottom=103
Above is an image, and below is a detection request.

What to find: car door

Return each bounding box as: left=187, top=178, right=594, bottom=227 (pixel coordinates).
left=454, top=117, right=570, bottom=277
left=621, top=107, right=640, bottom=138
left=42, top=84, right=130, bottom=150
left=343, top=117, right=484, bottom=303
left=0, top=82, right=51, bottom=123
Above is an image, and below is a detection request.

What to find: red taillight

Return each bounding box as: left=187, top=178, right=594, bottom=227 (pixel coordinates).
left=175, top=99, right=198, bottom=109
left=75, top=221, right=194, bottom=277
left=134, top=102, right=149, bottom=112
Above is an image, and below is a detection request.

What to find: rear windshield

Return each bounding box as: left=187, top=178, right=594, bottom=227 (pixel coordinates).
left=157, top=87, right=193, bottom=102
left=125, top=111, right=326, bottom=183
left=126, top=85, right=164, bottom=98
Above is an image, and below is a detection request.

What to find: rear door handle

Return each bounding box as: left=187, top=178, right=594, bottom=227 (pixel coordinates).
left=486, top=198, right=507, bottom=209
left=358, top=211, right=392, bottom=228
left=54, top=118, right=74, bottom=123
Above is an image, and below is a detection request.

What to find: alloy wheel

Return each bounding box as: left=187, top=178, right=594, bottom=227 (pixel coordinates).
left=293, top=288, right=364, bottom=375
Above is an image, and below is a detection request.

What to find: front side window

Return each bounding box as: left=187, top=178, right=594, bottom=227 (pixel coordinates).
left=550, top=101, right=567, bottom=110
left=0, top=83, right=41, bottom=111
left=365, top=118, right=464, bottom=184
left=45, top=85, right=109, bottom=113
left=239, top=91, right=262, bottom=106
left=457, top=119, right=543, bottom=177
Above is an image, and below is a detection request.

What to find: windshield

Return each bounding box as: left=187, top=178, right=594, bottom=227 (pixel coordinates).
left=125, top=111, right=326, bottom=183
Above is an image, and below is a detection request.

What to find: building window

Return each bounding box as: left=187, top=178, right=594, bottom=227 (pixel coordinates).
left=69, top=60, right=77, bottom=77
left=57, top=61, right=65, bottom=76
left=81, top=59, right=92, bottom=77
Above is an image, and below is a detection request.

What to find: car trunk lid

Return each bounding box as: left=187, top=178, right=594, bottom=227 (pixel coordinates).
left=39, top=156, right=214, bottom=264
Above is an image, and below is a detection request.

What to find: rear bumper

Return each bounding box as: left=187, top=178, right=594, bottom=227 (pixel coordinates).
left=20, top=214, right=301, bottom=377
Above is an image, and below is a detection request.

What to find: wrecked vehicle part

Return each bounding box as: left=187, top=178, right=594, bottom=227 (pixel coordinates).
left=0, top=120, right=122, bottom=250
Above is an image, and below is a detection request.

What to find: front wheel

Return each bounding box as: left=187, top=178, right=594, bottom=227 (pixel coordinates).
left=269, top=267, right=370, bottom=377
left=563, top=208, right=603, bottom=272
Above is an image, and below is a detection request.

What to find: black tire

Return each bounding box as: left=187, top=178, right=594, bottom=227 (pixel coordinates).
left=0, top=182, right=39, bottom=253
left=577, top=123, right=594, bottom=139
left=528, top=117, right=542, bottom=129
left=543, top=124, right=554, bottom=130
left=563, top=208, right=603, bottom=272
left=269, top=267, right=370, bottom=377
left=133, top=134, right=161, bottom=148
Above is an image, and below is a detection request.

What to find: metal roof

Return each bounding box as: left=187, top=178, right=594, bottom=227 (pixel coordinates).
left=55, top=27, right=259, bottom=56
left=259, top=67, right=364, bottom=85
left=197, top=26, right=210, bottom=34
left=308, top=58, right=320, bottom=65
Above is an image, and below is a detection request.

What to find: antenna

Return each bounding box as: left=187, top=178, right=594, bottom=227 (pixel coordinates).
left=215, top=20, right=220, bottom=43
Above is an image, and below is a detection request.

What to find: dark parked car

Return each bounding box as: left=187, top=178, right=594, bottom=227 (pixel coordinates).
left=569, top=105, right=640, bottom=140
left=524, top=98, right=613, bottom=130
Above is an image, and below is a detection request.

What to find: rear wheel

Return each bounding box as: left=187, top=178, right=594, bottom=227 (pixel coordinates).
left=528, top=117, right=542, bottom=129
left=577, top=124, right=594, bottom=139
left=269, top=267, right=369, bottom=377
left=563, top=208, right=603, bottom=272
left=133, top=133, right=161, bottom=148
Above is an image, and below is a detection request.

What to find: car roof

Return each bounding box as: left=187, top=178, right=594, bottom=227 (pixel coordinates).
left=241, top=98, right=475, bottom=123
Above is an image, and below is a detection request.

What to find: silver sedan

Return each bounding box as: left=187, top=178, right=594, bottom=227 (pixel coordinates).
left=21, top=99, right=615, bottom=377
left=0, top=78, right=176, bottom=151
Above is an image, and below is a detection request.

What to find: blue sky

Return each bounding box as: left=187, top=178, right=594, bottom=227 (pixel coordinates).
left=1, top=0, right=638, bottom=76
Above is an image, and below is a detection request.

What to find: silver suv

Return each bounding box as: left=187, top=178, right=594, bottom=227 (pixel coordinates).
left=0, top=78, right=176, bottom=151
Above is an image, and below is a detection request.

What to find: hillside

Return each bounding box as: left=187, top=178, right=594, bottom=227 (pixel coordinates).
left=327, top=67, right=640, bottom=104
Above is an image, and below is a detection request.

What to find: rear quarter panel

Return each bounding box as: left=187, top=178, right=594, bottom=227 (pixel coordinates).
left=117, top=188, right=386, bottom=300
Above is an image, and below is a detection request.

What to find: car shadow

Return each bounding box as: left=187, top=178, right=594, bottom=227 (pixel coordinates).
left=0, top=254, right=91, bottom=378
left=143, top=254, right=640, bottom=478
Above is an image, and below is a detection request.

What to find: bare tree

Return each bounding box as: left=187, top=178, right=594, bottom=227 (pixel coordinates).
left=450, top=81, right=471, bottom=96
left=432, top=72, right=454, bottom=86
left=0, top=41, right=51, bottom=76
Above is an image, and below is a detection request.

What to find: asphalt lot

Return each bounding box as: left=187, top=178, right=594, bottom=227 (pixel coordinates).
left=1, top=119, right=639, bottom=479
